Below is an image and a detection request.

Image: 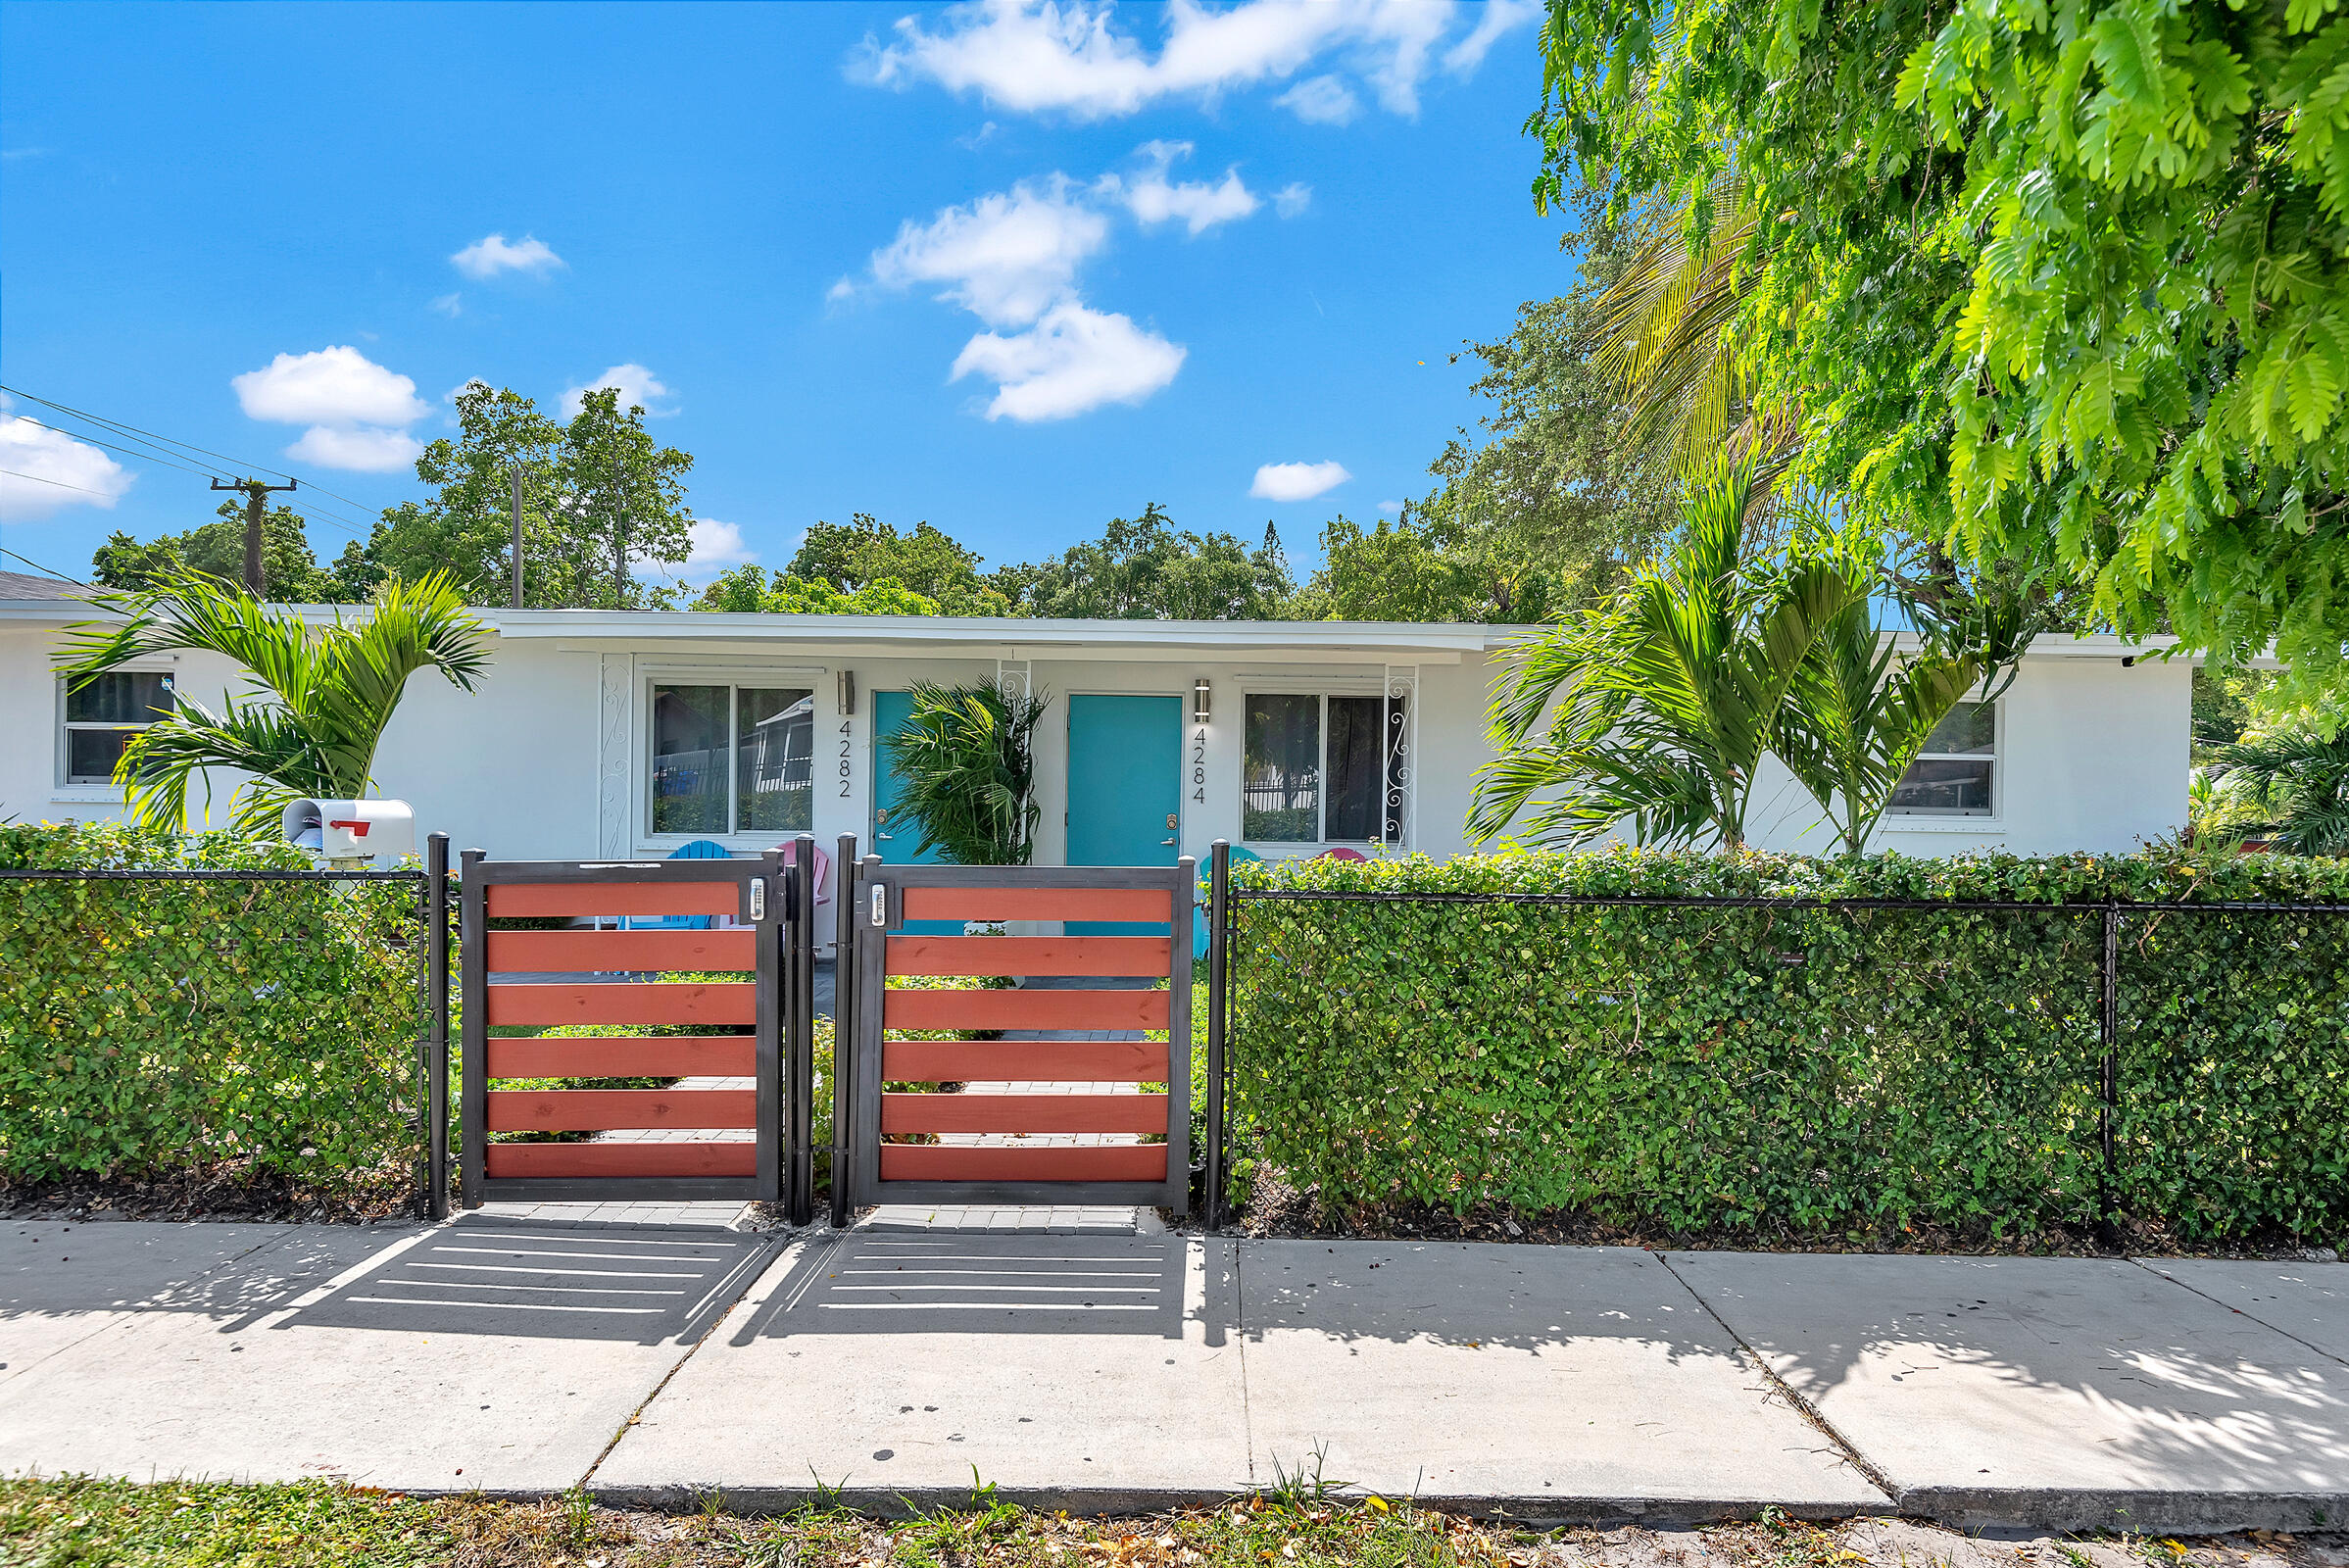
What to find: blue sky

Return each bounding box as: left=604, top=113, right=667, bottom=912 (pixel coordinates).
left=0, top=0, right=1572, bottom=591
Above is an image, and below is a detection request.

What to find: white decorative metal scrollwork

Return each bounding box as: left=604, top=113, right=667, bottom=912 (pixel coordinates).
left=1381, top=663, right=1417, bottom=853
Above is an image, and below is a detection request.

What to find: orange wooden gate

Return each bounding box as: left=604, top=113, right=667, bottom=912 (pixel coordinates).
left=842, top=860, right=1193, bottom=1213
left=460, top=850, right=810, bottom=1208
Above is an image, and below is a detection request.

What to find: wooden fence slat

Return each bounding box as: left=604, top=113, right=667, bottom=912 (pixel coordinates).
left=486, top=1088, right=758, bottom=1132
left=887, top=935, right=1170, bottom=977
left=484, top=1142, right=759, bottom=1179
left=878, top=1145, right=1167, bottom=1182
left=901, top=887, right=1173, bottom=923
left=882, top=987, right=1168, bottom=1031
left=486, top=928, right=755, bottom=974
left=484, top=981, right=756, bottom=1027
left=487, top=1035, right=757, bottom=1080
left=486, top=882, right=741, bottom=918
left=882, top=1039, right=1169, bottom=1082
left=880, top=1092, right=1167, bottom=1135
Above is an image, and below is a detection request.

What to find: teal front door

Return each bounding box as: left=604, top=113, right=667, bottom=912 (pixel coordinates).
left=872, top=689, right=958, bottom=935
left=1066, top=694, right=1181, bottom=936
left=871, top=689, right=945, bottom=865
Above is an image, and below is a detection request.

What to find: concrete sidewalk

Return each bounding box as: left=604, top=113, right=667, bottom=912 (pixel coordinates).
left=1, top=1215, right=2340, bottom=1532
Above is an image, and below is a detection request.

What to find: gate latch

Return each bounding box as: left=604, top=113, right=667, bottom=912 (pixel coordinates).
left=749, top=878, right=766, bottom=921
left=869, top=884, right=888, bottom=928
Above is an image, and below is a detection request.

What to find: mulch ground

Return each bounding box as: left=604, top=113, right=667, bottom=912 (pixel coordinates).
left=0, top=1163, right=420, bottom=1226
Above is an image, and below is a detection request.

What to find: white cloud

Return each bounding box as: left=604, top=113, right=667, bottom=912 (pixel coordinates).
left=1101, top=140, right=1258, bottom=234
left=1273, top=181, right=1312, bottom=218
left=284, top=425, right=424, bottom=473
left=451, top=232, right=565, bottom=279
left=230, top=347, right=430, bottom=471
left=859, top=0, right=1475, bottom=121
left=0, top=401, right=133, bottom=519
left=232, top=345, right=429, bottom=427
left=952, top=302, right=1185, bottom=420
left=1379, top=498, right=1403, bottom=514
left=560, top=364, right=677, bottom=418
left=1277, top=74, right=1358, bottom=124
left=1250, top=460, right=1352, bottom=502
left=867, top=180, right=1110, bottom=326
left=428, top=292, right=463, bottom=318
left=1444, top=0, right=1542, bottom=73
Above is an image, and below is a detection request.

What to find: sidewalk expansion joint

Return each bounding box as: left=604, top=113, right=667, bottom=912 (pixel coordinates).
left=575, top=1232, right=793, bottom=1492
left=2126, top=1255, right=2349, bottom=1369
left=1651, top=1250, right=1900, bottom=1507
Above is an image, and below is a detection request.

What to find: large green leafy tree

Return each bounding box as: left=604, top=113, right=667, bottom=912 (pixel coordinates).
left=787, top=514, right=1010, bottom=613
left=692, top=564, right=954, bottom=615
left=989, top=504, right=1293, bottom=619
left=55, top=570, right=490, bottom=835
left=91, top=503, right=368, bottom=604
left=1531, top=0, right=2349, bottom=693
left=364, top=382, right=693, bottom=608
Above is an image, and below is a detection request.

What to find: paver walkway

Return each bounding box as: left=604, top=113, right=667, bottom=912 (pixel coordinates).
left=1, top=1219, right=2340, bottom=1532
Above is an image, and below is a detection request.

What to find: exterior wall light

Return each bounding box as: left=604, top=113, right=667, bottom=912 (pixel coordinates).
left=1193, top=677, right=1212, bottom=723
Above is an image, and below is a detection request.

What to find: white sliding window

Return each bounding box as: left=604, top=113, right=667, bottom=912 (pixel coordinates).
left=650, top=683, right=814, bottom=838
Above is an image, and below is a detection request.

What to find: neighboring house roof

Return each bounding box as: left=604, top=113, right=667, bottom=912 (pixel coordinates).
left=0, top=569, right=89, bottom=602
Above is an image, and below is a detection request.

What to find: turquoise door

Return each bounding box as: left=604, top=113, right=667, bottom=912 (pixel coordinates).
left=871, top=689, right=945, bottom=865
left=1066, top=694, right=1181, bottom=936
left=872, top=689, right=958, bottom=935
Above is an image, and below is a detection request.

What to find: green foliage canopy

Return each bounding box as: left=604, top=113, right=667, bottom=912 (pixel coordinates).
left=988, top=503, right=1294, bottom=619
left=92, top=502, right=371, bottom=605
left=365, top=382, right=694, bottom=608
left=1530, top=0, right=2349, bottom=694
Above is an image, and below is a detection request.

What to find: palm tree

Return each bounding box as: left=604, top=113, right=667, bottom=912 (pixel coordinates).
left=1589, top=174, right=1800, bottom=492
left=883, top=680, right=1049, bottom=865
left=1468, top=451, right=1871, bottom=853
left=56, top=569, right=490, bottom=836
left=2208, top=720, right=2349, bottom=855
left=1772, top=583, right=1986, bottom=857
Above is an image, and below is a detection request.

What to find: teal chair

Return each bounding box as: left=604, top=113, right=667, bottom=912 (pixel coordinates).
left=624, top=840, right=731, bottom=931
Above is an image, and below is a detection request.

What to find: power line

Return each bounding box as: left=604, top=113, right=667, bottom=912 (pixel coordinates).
left=0, top=384, right=382, bottom=533
left=0, top=544, right=91, bottom=585
left=6, top=416, right=216, bottom=479
left=0, top=466, right=125, bottom=497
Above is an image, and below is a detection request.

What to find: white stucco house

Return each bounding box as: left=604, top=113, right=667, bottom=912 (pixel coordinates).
left=0, top=569, right=2195, bottom=864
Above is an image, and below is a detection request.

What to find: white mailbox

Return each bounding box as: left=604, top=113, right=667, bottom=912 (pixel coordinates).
left=281, top=798, right=416, bottom=862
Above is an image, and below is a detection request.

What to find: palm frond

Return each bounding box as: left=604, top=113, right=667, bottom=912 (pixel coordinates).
left=883, top=681, right=1049, bottom=866
left=54, top=568, right=491, bottom=835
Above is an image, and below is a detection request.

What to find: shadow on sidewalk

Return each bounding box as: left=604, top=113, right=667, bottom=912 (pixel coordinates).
left=731, top=1233, right=1214, bottom=1345
left=277, top=1215, right=776, bottom=1347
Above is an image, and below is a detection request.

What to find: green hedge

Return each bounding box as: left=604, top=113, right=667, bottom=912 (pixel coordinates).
left=0, top=823, right=422, bottom=1194
left=1225, top=847, right=2349, bottom=1243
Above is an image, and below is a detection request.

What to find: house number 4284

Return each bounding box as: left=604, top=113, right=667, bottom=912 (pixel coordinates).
left=1192, top=725, right=1206, bottom=804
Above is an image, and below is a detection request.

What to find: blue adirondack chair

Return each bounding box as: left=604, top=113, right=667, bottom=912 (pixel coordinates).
left=622, top=839, right=732, bottom=931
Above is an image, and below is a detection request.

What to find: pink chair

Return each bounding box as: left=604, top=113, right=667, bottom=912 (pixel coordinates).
left=1317, top=846, right=1369, bottom=862
left=778, top=839, right=832, bottom=906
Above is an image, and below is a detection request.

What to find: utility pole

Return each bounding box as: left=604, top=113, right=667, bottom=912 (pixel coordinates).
left=510, top=466, right=524, bottom=609
left=209, top=476, right=297, bottom=598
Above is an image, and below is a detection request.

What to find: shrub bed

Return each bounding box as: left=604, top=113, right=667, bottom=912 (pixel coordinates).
left=1223, top=847, right=2349, bottom=1244
left=0, top=823, right=422, bottom=1199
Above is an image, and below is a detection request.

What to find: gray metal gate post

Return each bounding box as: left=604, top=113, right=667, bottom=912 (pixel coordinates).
left=831, top=835, right=860, bottom=1229
left=424, top=832, right=451, bottom=1221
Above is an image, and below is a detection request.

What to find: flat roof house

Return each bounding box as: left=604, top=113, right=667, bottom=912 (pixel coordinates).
left=0, top=574, right=2194, bottom=862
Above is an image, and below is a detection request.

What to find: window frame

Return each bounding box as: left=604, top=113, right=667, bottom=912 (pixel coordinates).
left=1239, top=688, right=1409, bottom=850
left=638, top=666, right=822, bottom=851
left=1884, top=695, right=2000, bottom=820
left=55, top=665, right=177, bottom=794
